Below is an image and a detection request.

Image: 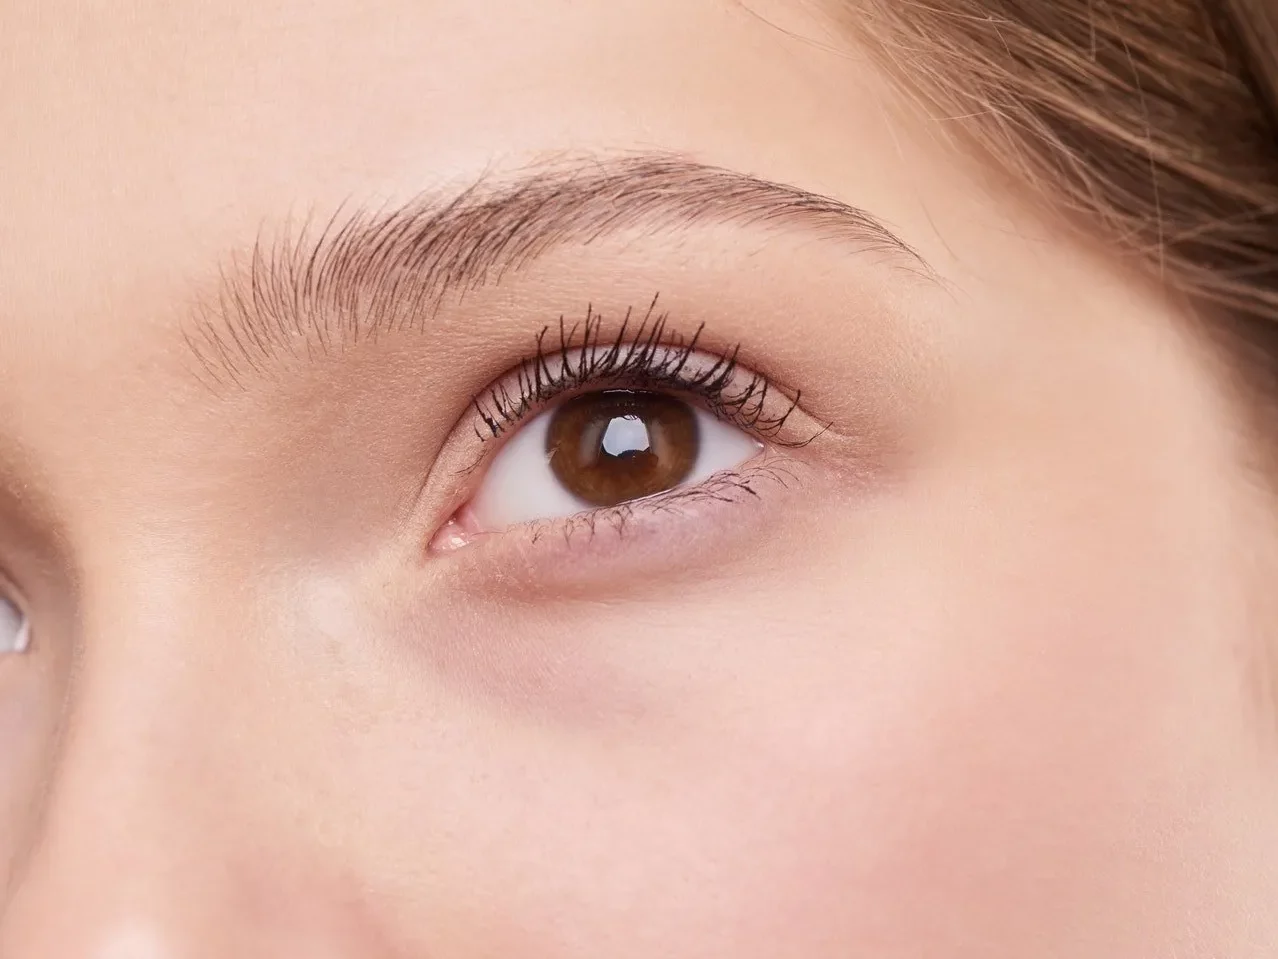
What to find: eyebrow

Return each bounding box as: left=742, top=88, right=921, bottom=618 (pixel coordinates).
left=185, top=154, right=929, bottom=388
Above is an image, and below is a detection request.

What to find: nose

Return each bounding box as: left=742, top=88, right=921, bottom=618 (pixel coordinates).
left=0, top=583, right=388, bottom=958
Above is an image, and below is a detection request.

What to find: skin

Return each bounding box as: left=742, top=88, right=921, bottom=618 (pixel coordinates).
left=1, top=0, right=1277, bottom=955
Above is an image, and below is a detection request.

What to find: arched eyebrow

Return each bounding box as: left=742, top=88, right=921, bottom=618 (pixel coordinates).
left=185, top=154, right=931, bottom=389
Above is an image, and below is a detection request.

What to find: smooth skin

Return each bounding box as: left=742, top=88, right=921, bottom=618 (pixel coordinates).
left=2, top=1, right=1277, bottom=956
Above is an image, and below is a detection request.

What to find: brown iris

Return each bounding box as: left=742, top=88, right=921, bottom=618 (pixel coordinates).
left=546, top=390, right=699, bottom=507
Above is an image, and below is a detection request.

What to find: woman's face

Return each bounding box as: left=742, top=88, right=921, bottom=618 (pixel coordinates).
left=2, top=1, right=1277, bottom=955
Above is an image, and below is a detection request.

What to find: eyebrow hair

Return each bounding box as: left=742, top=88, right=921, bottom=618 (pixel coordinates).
left=185, top=154, right=929, bottom=388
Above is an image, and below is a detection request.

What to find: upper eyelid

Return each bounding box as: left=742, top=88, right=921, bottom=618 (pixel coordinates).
left=467, top=307, right=816, bottom=448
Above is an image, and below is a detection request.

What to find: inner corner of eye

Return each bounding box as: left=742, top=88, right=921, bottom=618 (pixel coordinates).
left=444, top=390, right=763, bottom=538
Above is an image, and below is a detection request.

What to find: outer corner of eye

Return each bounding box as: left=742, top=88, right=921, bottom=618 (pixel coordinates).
left=0, top=596, right=30, bottom=655
left=430, top=391, right=764, bottom=550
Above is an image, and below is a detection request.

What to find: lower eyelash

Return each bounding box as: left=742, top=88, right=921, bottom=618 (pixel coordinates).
left=470, top=298, right=810, bottom=446
left=520, top=458, right=800, bottom=547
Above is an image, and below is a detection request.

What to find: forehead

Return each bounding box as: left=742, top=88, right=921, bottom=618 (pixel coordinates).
left=0, top=0, right=916, bottom=352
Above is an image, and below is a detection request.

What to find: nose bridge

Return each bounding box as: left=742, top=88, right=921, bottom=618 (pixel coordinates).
left=0, top=570, right=379, bottom=958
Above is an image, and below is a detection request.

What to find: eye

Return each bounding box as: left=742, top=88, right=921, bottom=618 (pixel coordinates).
left=0, top=595, right=29, bottom=655
left=468, top=389, right=762, bottom=529
left=428, top=308, right=825, bottom=552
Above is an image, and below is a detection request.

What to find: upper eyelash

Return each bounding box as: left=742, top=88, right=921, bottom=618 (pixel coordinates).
left=470, top=296, right=813, bottom=444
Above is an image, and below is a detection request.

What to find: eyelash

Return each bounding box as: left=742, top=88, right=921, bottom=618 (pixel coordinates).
left=517, top=458, right=802, bottom=547
left=468, top=299, right=817, bottom=449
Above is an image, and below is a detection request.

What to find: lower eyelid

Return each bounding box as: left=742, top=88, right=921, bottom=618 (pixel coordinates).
left=432, top=454, right=809, bottom=595
left=498, top=454, right=798, bottom=550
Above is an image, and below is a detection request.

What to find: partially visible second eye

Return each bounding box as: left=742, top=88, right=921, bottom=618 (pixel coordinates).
left=468, top=390, right=762, bottom=529
left=0, top=595, right=29, bottom=655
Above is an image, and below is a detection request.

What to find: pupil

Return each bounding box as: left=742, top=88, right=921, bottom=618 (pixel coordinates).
left=546, top=390, right=699, bottom=507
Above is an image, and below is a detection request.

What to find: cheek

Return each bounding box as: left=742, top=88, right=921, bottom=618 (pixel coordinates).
left=490, top=468, right=1257, bottom=954
left=350, top=575, right=1198, bottom=955
left=274, top=449, right=1263, bottom=957
left=714, top=459, right=1261, bottom=954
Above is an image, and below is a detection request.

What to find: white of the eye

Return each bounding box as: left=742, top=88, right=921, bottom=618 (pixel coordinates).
left=0, top=595, right=29, bottom=655
left=469, top=402, right=763, bottom=529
